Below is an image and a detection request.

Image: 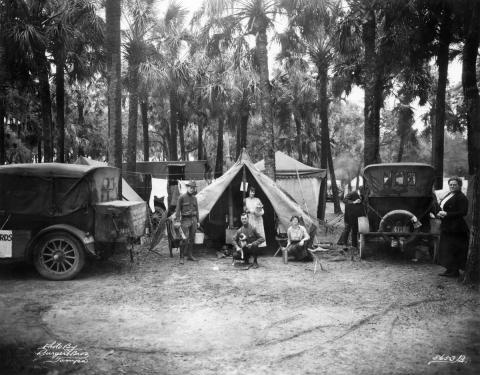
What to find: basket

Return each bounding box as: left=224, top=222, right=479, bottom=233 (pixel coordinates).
left=194, top=231, right=205, bottom=244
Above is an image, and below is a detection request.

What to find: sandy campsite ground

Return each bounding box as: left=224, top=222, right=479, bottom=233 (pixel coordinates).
left=0, top=209, right=479, bottom=375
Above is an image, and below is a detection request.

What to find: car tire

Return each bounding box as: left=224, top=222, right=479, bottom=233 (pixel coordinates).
left=33, top=232, right=85, bottom=281
left=358, top=216, right=370, bottom=234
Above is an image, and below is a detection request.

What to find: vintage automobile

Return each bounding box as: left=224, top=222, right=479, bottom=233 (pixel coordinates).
left=0, top=163, right=148, bottom=280
left=358, top=163, right=441, bottom=259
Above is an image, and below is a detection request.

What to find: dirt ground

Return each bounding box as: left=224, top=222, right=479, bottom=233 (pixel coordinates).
left=0, top=209, right=479, bottom=375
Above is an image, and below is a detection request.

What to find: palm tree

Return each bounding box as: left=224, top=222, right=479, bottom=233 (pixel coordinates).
left=154, top=2, right=191, bottom=161
left=49, top=0, right=103, bottom=162
left=431, top=2, right=452, bottom=189
left=5, top=0, right=57, bottom=161
left=106, top=0, right=123, bottom=171
left=201, top=0, right=283, bottom=180
left=122, top=0, right=156, bottom=172
left=283, top=0, right=341, bottom=215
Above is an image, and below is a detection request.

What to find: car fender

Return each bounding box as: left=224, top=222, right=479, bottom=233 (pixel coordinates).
left=25, top=224, right=96, bottom=262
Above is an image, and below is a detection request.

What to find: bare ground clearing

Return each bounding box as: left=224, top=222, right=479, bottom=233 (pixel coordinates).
left=0, top=222, right=479, bottom=375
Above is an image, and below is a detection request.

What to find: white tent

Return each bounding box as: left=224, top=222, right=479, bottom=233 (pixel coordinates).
left=195, top=150, right=318, bottom=239
left=254, top=151, right=326, bottom=218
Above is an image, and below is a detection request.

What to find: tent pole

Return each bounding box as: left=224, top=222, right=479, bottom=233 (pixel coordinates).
left=295, top=163, right=309, bottom=214
left=242, top=165, right=246, bottom=209
left=228, top=184, right=234, bottom=227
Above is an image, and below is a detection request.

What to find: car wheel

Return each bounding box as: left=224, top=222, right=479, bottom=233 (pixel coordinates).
left=33, top=232, right=85, bottom=280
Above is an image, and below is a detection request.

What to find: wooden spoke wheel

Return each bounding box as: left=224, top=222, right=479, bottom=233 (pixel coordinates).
left=34, top=232, right=85, bottom=280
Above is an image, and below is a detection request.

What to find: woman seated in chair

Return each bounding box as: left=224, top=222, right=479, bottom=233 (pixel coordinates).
left=286, top=215, right=310, bottom=261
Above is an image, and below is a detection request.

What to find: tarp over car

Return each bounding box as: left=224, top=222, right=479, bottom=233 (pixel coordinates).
left=197, top=149, right=318, bottom=236
left=0, top=163, right=119, bottom=217
left=254, top=151, right=326, bottom=218
left=75, top=156, right=144, bottom=203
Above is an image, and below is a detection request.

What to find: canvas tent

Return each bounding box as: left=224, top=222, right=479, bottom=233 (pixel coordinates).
left=254, top=151, right=326, bottom=218
left=196, top=149, right=317, bottom=246
left=75, top=157, right=144, bottom=203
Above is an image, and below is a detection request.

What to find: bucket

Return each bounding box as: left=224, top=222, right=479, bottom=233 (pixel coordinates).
left=194, top=231, right=205, bottom=244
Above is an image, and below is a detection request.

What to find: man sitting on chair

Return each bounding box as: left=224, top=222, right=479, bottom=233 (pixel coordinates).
left=233, top=213, right=265, bottom=268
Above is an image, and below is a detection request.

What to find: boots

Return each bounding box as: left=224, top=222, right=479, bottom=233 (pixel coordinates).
left=186, top=243, right=198, bottom=261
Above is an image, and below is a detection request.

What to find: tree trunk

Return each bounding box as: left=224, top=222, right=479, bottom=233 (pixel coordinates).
left=215, top=116, right=224, bottom=178
left=317, top=68, right=330, bottom=220
left=77, top=95, right=85, bottom=157
left=362, top=9, right=382, bottom=166
left=179, top=114, right=186, bottom=161
left=235, top=111, right=241, bottom=159
left=106, top=0, right=123, bottom=180
left=239, top=93, right=249, bottom=156
left=294, top=114, right=303, bottom=163
left=198, top=112, right=206, bottom=160
left=397, top=135, right=405, bottom=162
left=37, top=138, right=42, bottom=163
left=169, top=89, right=178, bottom=161
left=256, top=28, right=275, bottom=180
left=462, top=0, right=480, bottom=284
left=355, top=163, right=362, bottom=190
left=55, top=48, right=66, bottom=163
left=126, top=66, right=139, bottom=173
left=0, top=93, right=5, bottom=165
left=141, top=94, right=149, bottom=162
left=38, top=54, right=53, bottom=162
left=396, top=102, right=413, bottom=163
left=432, top=6, right=451, bottom=190
left=328, top=146, right=342, bottom=214
left=0, top=42, right=7, bottom=164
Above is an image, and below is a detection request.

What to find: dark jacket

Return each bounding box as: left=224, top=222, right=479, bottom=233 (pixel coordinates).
left=439, top=192, right=469, bottom=234
left=343, top=190, right=365, bottom=224
left=175, top=192, right=199, bottom=221
left=234, top=224, right=265, bottom=249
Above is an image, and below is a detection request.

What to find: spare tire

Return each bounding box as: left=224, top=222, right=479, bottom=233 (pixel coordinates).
left=378, top=210, right=417, bottom=233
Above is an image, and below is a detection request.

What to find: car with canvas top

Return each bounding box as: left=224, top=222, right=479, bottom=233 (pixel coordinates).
left=0, top=163, right=148, bottom=280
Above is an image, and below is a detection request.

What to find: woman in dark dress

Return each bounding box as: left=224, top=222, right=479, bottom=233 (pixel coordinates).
left=437, top=177, right=469, bottom=277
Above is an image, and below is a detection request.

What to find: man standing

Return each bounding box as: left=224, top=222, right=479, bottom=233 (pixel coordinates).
left=175, top=180, right=199, bottom=264
left=337, top=186, right=365, bottom=249
left=233, top=213, right=265, bottom=269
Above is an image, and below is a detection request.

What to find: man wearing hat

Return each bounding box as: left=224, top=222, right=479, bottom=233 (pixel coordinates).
left=175, top=180, right=199, bottom=263
left=233, top=213, right=265, bottom=268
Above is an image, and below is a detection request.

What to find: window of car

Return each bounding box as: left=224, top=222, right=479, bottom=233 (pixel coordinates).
left=383, top=172, right=391, bottom=186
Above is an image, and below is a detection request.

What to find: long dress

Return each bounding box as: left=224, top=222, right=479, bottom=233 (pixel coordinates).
left=244, top=197, right=266, bottom=247
left=437, top=191, right=469, bottom=271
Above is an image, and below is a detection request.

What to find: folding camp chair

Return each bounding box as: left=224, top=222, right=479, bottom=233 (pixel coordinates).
left=307, top=246, right=329, bottom=275
left=165, top=219, right=182, bottom=257
left=148, top=208, right=168, bottom=256
left=273, top=232, right=288, bottom=257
